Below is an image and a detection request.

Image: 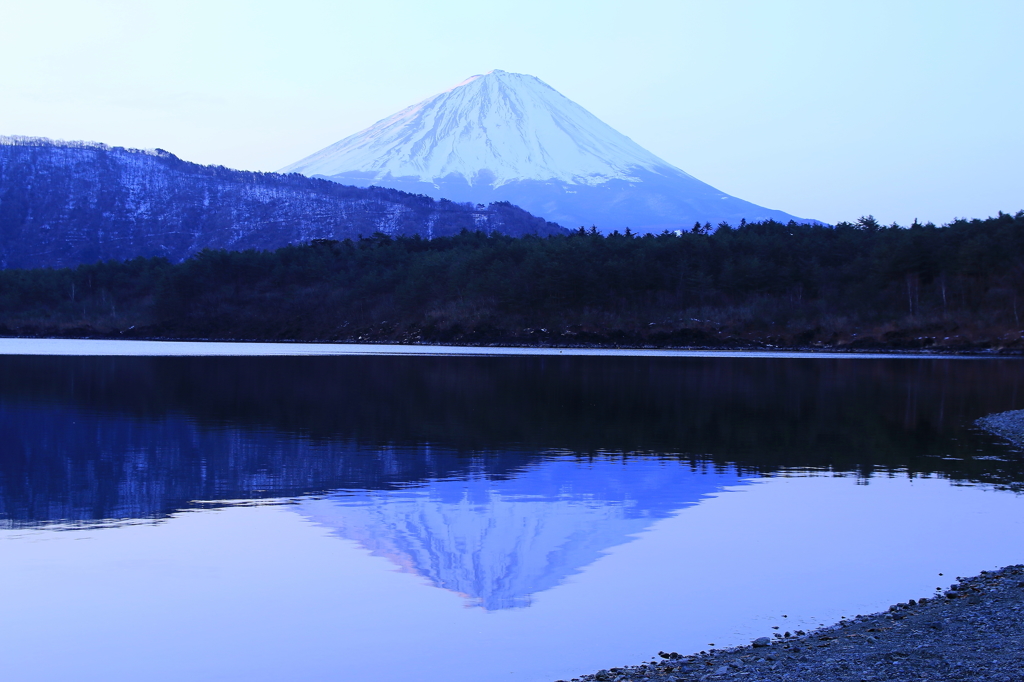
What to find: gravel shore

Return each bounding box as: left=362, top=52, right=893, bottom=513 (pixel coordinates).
left=561, top=565, right=1024, bottom=682
left=560, top=409, right=1024, bottom=682
left=978, top=409, right=1024, bottom=450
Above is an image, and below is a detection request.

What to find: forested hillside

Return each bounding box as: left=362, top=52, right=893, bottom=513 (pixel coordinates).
left=0, top=137, right=563, bottom=269
left=1, top=212, right=1022, bottom=351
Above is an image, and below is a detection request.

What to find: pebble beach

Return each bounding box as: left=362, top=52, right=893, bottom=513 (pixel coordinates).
left=564, top=565, right=1024, bottom=682
left=563, top=410, right=1024, bottom=682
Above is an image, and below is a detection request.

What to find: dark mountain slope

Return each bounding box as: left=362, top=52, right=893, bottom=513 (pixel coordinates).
left=0, top=137, right=563, bottom=269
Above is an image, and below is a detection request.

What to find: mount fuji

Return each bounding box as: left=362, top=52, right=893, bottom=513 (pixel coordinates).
left=281, top=70, right=814, bottom=233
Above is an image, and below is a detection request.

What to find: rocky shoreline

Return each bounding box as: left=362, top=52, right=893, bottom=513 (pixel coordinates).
left=561, top=413, right=1024, bottom=682
left=977, top=410, right=1024, bottom=450
left=562, top=565, right=1024, bottom=682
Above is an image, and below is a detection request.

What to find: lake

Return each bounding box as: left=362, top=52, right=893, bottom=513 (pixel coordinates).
left=1, top=343, right=1022, bottom=682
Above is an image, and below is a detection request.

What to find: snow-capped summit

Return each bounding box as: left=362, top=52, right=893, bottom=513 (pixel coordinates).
left=282, top=70, right=682, bottom=187
left=282, top=70, right=814, bottom=232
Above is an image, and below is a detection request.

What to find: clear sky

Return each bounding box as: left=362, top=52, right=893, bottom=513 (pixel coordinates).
left=1, top=0, right=1020, bottom=226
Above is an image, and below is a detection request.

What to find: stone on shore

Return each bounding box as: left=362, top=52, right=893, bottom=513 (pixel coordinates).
left=569, top=564, right=1024, bottom=682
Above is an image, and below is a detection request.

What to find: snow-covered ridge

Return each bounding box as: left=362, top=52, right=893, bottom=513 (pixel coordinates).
left=0, top=140, right=562, bottom=269
left=0, top=135, right=176, bottom=158
left=280, top=69, right=688, bottom=187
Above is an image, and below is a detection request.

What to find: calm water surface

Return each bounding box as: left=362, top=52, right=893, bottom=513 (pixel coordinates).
left=1, top=348, right=1023, bottom=682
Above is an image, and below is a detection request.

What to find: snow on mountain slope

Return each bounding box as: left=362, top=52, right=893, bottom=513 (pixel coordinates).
left=281, top=70, right=684, bottom=187
left=0, top=136, right=562, bottom=269
left=282, top=70, right=816, bottom=232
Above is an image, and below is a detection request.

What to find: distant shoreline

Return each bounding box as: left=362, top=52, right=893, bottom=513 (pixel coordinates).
left=0, top=336, right=1019, bottom=358
left=4, top=217, right=1024, bottom=357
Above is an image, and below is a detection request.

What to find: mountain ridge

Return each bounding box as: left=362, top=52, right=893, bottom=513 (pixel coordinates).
left=0, top=136, right=563, bottom=269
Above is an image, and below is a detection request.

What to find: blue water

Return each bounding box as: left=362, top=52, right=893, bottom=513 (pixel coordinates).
left=1, top=349, right=1022, bottom=681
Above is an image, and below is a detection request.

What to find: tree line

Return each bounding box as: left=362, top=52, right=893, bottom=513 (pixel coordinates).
left=1, top=211, right=1023, bottom=350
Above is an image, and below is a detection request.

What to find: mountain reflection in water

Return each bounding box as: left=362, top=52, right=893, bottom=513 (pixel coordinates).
left=1, top=353, right=1023, bottom=611
left=2, top=354, right=1022, bottom=521
left=298, top=459, right=744, bottom=610
left=3, top=351, right=1024, bottom=682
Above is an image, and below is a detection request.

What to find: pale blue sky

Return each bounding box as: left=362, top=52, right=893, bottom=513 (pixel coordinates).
left=1, top=0, right=1020, bottom=225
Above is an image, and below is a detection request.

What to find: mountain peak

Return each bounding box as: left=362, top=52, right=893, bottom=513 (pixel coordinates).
left=280, top=70, right=677, bottom=188
left=281, top=72, right=815, bottom=232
